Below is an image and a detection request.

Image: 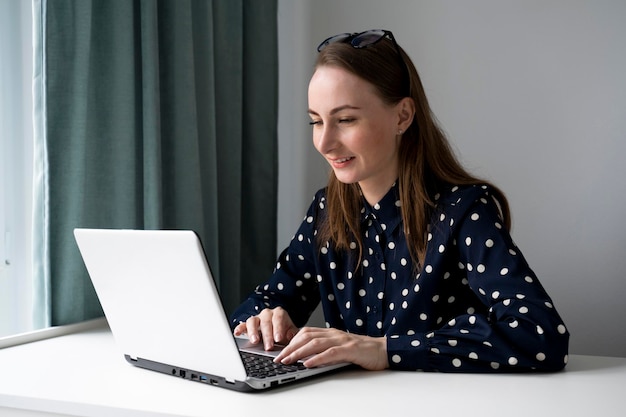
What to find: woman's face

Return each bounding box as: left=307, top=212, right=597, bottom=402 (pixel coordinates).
left=308, top=65, right=409, bottom=204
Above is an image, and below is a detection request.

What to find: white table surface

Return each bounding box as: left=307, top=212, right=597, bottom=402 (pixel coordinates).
left=0, top=319, right=624, bottom=417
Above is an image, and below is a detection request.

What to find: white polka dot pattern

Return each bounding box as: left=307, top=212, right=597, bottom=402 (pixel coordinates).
left=231, top=184, right=569, bottom=372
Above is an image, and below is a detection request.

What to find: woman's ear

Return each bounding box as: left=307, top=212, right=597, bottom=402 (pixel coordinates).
left=397, top=97, right=416, bottom=132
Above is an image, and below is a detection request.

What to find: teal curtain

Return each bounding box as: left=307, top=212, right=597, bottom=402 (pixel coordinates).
left=33, top=0, right=278, bottom=326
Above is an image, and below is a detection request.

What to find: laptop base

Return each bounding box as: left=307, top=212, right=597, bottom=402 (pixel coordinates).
left=125, top=355, right=256, bottom=392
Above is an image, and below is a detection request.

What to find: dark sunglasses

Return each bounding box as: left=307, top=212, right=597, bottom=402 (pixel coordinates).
left=316, top=29, right=410, bottom=96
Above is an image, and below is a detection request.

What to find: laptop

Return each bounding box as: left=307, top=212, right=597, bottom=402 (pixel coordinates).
left=73, top=228, right=349, bottom=392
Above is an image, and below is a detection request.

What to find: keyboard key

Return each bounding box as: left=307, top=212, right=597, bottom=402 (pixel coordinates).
left=241, top=351, right=306, bottom=378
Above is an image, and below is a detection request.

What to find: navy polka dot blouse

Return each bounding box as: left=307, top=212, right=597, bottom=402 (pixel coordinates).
left=231, top=183, right=569, bottom=372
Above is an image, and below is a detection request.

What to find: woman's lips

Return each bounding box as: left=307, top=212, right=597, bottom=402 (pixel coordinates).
left=329, top=156, right=355, bottom=168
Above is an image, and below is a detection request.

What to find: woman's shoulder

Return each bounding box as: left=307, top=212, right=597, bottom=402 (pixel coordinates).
left=309, top=187, right=328, bottom=208
left=301, top=187, right=329, bottom=217
left=434, top=183, right=492, bottom=206
left=433, top=183, right=504, bottom=218
left=313, top=187, right=327, bottom=200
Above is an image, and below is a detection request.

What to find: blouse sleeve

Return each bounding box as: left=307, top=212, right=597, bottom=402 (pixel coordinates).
left=230, top=192, right=322, bottom=329
left=387, top=186, right=569, bottom=372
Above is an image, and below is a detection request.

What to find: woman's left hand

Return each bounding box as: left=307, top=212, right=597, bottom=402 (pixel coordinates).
left=274, top=327, right=389, bottom=371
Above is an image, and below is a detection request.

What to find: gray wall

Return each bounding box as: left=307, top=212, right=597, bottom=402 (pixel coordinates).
left=277, top=0, right=626, bottom=358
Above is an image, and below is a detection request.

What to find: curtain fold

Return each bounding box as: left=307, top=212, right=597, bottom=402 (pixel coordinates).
left=34, top=0, right=278, bottom=325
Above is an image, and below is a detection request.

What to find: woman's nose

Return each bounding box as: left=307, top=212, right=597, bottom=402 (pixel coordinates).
left=314, top=125, right=336, bottom=154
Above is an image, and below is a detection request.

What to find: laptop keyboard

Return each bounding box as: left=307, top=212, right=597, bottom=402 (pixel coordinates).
left=241, top=351, right=307, bottom=379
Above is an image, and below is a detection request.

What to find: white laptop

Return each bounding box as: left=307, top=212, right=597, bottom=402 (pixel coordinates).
left=73, top=228, right=349, bottom=391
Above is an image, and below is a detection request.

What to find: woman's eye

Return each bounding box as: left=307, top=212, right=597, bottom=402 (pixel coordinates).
left=309, top=120, right=322, bottom=126
left=339, top=118, right=355, bottom=124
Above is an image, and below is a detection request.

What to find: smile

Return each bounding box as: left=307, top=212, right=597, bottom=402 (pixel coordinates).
left=332, top=156, right=355, bottom=164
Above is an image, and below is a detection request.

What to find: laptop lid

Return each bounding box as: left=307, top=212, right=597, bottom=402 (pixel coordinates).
left=73, top=228, right=348, bottom=391
left=74, top=229, right=249, bottom=383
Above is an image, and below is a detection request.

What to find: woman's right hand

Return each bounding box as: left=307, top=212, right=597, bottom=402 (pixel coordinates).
left=233, top=307, right=299, bottom=351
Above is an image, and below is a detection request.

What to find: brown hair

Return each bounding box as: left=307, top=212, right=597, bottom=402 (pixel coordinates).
left=314, top=38, right=511, bottom=270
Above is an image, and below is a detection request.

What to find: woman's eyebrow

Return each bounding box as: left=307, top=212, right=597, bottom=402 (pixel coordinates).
left=308, top=104, right=361, bottom=116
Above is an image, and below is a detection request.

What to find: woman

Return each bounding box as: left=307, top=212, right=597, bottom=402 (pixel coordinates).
left=231, top=29, right=569, bottom=372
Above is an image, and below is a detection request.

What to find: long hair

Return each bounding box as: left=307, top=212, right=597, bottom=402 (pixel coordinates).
left=314, top=38, right=511, bottom=269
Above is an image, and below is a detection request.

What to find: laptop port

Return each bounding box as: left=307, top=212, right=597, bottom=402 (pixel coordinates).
left=179, top=370, right=186, bottom=378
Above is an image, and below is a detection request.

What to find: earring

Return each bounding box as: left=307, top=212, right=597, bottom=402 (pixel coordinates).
left=397, top=129, right=403, bottom=135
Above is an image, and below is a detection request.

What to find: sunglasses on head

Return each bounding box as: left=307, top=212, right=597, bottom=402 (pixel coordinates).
left=316, top=29, right=410, bottom=96
left=317, top=29, right=398, bottom=52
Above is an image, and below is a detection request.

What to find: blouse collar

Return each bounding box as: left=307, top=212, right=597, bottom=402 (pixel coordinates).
left=360, top=182, right=403, bottom=237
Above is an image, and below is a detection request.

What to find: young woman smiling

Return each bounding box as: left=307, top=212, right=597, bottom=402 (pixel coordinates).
left=232, top=29, right=569, bottom=373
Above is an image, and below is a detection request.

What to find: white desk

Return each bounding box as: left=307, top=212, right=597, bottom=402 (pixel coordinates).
left=0, top=319, right=624, bottom=417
